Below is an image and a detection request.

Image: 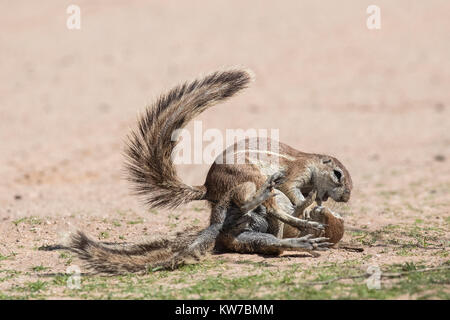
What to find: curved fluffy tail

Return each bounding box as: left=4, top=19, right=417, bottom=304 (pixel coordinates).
left=125, top=68, right=253, bottom=209
left=69, top=229, right=201, bottom=274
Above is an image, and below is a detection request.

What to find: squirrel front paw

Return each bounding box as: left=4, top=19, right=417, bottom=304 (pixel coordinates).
left=293, top=218, right=326, bottom=232
left=281, top=234, right=332, bottom=250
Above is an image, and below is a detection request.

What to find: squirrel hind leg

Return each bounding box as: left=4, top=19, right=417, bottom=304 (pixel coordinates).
left=225, top=231, right=284, bottom=256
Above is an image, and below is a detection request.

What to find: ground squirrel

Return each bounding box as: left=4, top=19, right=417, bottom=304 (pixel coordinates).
left=70, top=69, right=352, bottom=273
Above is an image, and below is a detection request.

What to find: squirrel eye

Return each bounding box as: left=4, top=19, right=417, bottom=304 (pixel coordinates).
left=333, top=170, right=342, bottom=181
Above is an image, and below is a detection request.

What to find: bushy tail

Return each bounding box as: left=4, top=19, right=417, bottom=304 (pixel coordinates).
left=69, top=229, right=202, bottom=274
left=125, top=68, right=253, bottom=209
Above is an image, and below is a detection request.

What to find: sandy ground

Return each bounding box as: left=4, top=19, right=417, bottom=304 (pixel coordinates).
left=0, top=1, right=449, bottom=299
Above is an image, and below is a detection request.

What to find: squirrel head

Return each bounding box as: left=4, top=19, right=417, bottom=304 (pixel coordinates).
left=312, top=155, right=352, bottom=203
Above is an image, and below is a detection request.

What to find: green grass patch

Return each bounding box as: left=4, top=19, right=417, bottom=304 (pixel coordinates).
left=13, top=216, right=42, bottom=226
left=127, top=218, right=144, bottom=225
left=112, top=220, right=122, bottom=227
left=31, top=265, right=49, bottom=272
left=99, top=231, right=110, bottom=239
left=4, top=262, right=449, bottom=299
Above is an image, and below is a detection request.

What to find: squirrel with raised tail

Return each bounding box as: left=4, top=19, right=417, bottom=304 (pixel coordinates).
left=69, top=69, right=353, bottom=274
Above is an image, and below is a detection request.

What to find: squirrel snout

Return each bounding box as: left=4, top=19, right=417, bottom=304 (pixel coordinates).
left=340, top=189, right=351, bottom=202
